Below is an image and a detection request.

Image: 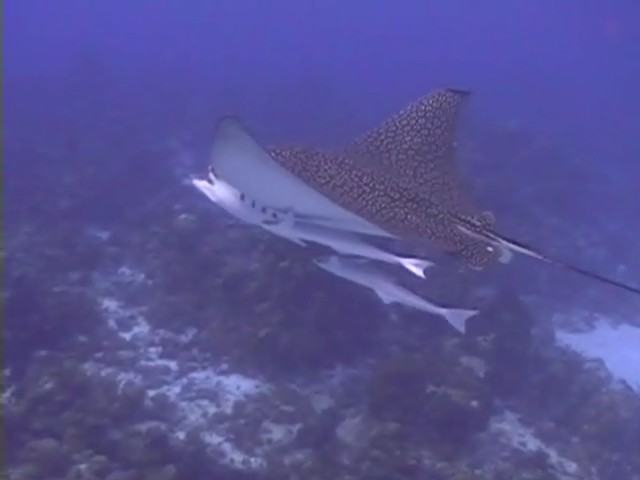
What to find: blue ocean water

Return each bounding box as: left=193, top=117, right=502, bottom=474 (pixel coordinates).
left=4, top=2, right=640, bottom=479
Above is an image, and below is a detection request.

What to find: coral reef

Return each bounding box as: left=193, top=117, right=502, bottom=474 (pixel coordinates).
left=4, top=355, right=270, bottom=480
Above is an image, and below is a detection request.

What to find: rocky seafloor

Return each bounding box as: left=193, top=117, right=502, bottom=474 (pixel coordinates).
left=4, top=126, right=640, bottom=480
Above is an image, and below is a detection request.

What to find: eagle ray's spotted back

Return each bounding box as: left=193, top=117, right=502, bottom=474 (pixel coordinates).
left=267, top=145, right=500, bottom=269
left=343, top=88, right=495, bottom=232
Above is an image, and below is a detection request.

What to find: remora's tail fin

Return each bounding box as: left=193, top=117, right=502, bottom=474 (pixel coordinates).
left=443, top=308, right=478, bottom=334
left=456, top=219, right=640, bottom=297
left=398, top=257, right=435, bottom=279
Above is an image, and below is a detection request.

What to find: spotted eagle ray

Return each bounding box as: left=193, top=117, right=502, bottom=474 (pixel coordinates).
left=205, top=92, right=640, bottom=297
left=314, top=255, right=477, bottom=334
left=192, top=169, right=433, bottom=278
left=209, top=117, right=502, bottom=269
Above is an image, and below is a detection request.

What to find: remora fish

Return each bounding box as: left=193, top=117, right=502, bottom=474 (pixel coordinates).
left=314, top=255, right=478, bottom=334
left=207, top=116, right=502, bottom=269
left=192, top=169, right=434, bottom=277
left=270, top=220, right=434, bottom=278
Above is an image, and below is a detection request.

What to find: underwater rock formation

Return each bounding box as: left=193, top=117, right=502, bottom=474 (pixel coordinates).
left=522, top=347, right=640, bottom=480
left=367, top=349, right=494, bottom=453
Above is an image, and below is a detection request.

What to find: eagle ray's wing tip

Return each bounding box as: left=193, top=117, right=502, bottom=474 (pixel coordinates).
left=445, top=87, right=472, bottom=97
